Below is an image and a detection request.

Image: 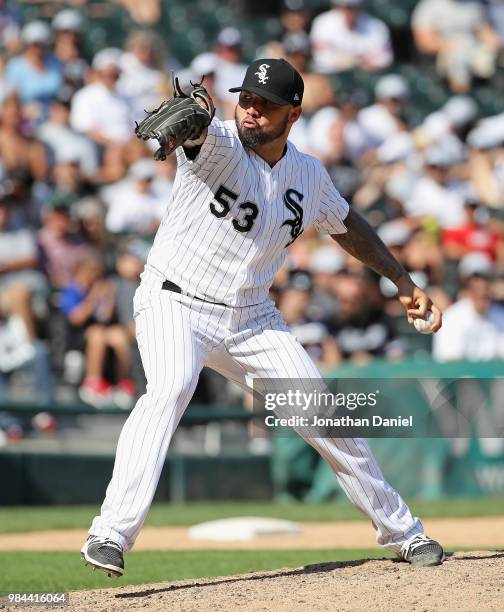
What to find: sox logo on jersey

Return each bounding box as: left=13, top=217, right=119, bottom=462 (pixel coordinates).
left=281, top=188, right=304, bottom=246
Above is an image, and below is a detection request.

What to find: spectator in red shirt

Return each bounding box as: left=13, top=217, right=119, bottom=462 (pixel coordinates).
left=442, top=193, right=502, bottom=262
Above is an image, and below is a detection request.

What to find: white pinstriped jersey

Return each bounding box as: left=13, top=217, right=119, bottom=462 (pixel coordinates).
left=146, top=118, right=350, bottom=306
left=93, top=125, right=423, bottom=558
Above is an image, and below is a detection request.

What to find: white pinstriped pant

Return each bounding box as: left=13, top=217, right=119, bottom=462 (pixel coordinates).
left=90, top=268, right=423, bottom=553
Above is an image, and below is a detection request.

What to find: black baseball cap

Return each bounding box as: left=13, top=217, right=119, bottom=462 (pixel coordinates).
left=229, top=58, right=304, bottom=107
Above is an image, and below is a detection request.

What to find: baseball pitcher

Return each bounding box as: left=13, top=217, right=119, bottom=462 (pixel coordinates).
left=81, top=59, right=444, bottom=577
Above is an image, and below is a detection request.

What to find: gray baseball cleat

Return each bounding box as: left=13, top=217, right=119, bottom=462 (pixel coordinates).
left=80, top=535, right=124, bottom=577
left=401, top=534, right=445, bottom=566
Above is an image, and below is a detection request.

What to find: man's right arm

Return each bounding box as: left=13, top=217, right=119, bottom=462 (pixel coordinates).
left=177, top=116, right=240, bottom=173
left=182, top=127, right=209, bottom=160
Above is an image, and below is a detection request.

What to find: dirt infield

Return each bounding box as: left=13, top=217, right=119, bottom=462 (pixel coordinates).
left=12, top=551, right=504, bottom=612
left=2, top=516, right=504, bottom=551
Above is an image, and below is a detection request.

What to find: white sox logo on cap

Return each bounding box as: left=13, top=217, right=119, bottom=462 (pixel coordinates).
left=229, top=58, right=304, bottom=106
left=255, top=63, right=270, bottom=85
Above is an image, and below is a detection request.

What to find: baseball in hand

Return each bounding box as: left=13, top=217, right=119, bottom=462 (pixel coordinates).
left=413, top=310, right=435, bottom=334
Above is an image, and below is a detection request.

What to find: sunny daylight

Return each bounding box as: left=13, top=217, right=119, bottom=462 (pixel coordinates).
left=0, top=0, right=504, bottom=611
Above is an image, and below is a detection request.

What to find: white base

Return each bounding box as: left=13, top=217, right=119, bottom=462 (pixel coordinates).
left=188, top=517, right=303, bottom=541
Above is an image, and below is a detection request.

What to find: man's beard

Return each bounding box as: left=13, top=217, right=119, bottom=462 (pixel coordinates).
left=235, top=111, right=289, bottom=149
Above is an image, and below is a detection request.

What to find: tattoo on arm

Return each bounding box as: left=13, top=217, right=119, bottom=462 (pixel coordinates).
left=331, top=208, right=407, bottom=283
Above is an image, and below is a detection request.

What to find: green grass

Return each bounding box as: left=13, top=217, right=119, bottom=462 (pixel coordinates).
left=0, top=549, right=392, bottom=592
left=1, top=498, right=503, bottom=534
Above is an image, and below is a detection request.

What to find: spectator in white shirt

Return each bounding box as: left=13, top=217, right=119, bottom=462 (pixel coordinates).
left=310, top=0, right=393, bottom=74
left=102, top=159, right=165, bottom=234
left=404, top=145, right=466, bottom=228
left=117, top=29, right=165, bottom=121
left=306, top=106, right=344, bottom=163
left=433, top=254, right=504, bottom=361
left=412, top=0, right=502, bottom=93
left=355, top=74, right=410, bottom=154
left=212, top=27, right=247, bottom=119
left=38, top=94, right=98, bottom=176
left=70, top=48, right=133, bottom=148
left=415, top=96, right=477, bottom=160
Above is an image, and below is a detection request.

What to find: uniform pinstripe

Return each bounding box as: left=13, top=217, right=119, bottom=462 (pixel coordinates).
left=89, top=118, right=424, bottom=554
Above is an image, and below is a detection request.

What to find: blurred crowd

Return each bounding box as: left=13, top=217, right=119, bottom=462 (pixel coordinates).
left=0, top=0, right=504, bottom=419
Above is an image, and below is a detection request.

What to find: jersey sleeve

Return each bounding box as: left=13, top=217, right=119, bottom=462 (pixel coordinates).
left=176, top=117, right=239, bottom=176
left=313, top=166, right=350, bottom=235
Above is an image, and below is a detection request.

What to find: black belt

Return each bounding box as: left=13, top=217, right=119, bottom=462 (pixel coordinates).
left=161, top=279, right=227, bottom=306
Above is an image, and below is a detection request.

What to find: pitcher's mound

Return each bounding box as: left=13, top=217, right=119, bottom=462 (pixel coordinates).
left=31, top=551, right=504, bottom=611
